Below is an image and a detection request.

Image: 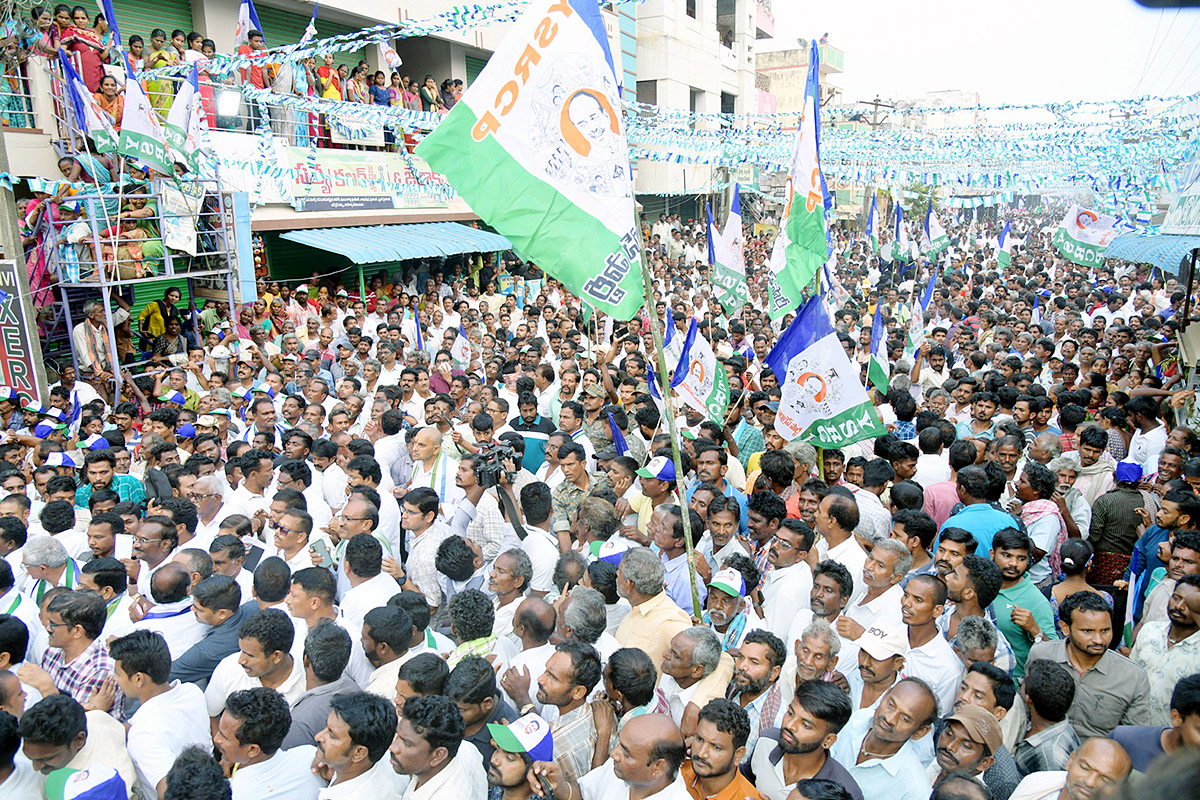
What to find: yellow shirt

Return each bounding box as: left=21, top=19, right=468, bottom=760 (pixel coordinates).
left=615, top=591, right=693, bottom=671
left=628, top=490, right=656, bottom=534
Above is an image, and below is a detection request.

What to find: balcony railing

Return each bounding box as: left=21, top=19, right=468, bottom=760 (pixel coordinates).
left=0, top=61, right=36, bottom=129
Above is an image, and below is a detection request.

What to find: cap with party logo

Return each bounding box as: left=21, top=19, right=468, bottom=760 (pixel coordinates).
left=231, top=386, right=252, bottom=401
left=251, top=383, right=275, bottom=398
left=34, top=420, right=68, bottom=439
left=43, top=408, right=67, bottom=423
left=708, top=567, right=746, bottom=598
left=486, top=713, right=554, bottom=762
left=45, top=766, right=128, bottom=800
left=45, top=451, right=80, bottom=469
left=23, top=399, right=46, bottom=414
left=590, top=539, right=633, bottom=565
left=177, top=423, right=197, bottom=440
left=856, top=624, right=908, bottom=660
left=75, top=434, right=110, bottom=450
left=336, top=289, right=348, bottom=297
left=157, top=391, right=186, bottom=406
left=636, top=456, right=676, bottom=482
left=0, top=386, right=19, bottom=402
left=295, top=284, right=309, bottom=294
left=944, top=705, right=1003, bottom=755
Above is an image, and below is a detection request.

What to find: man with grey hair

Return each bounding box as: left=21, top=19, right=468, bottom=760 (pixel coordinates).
left=558, top=586, right=619, bottom=661
left=491, top=547, right=533, bottom=645
left=657, top=626, right=732, bottom=735
left=1046, top=456, right=1091, bottom=539
left=22, top=536, right=80, bottom=604
left=71, top=299, right=115, bottom=397
left=1028, top=432, right=1063, bottom=466
left=615, top=546, right=693, bottom=669
left=835, top=537, right=910, bottom=669
left=954, top=616, right=1002, bottom=668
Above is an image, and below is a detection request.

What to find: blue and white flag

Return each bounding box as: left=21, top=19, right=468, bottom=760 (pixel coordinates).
left=709, top=185, right=749, bottom=311
left=891, top=203, right=910, bottom=262
left=669, top=318, right=729, bottom=425
left=662, top=315, right=684, bottom=372
left=451, top=323, right=471, bottom=365
left=921, top=202, right=950, bottom=258
left=58, top=50, right=117, bottom=152
left=867, top=302, right=889, bottom=394
left=645, top=363, right=665, bottom=417
left=165, top=64, right=206, bottom=170
left=299, top=3, right=319, bottom=46
left=234, top=0, right=264, bottom=45
left=997, top=220, right=1012, bottom=269
left=904, top=268, right=938, bottom=359
left=766, top=295, right=885, bottom=448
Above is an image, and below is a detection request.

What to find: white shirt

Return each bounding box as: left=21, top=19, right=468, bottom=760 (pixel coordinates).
left=841, top=583, right=905, bottom=672
left=759, top=561, right=812, bottom=641
left=1129, top=423, right=1168, bottom=476
left=127, top=681, right=211, bottom=800
left=521, top=526, right=561, bottom=595
left=0, top=759, right=41, bottom=800
left=320, top=757, right=404, bottom=800
left=504, top=641, right=557, bottom=713
left=578, top=759, right=692, bottom=800
left=340, top=573, right=402, bottom=633
left=132, top=598, right=206, bottom=660
left=903, top=631, right=961, bottom=715
left=230, top=745, right=324, bottom=800
left=228, top=484, right=272, bottom=520
left=913, top=453, right=952, bottom=489
left=321, top=464, right=350, bottom=511
left=401, top=740, right=488, bottom=800
left=364, top=650, right=418, bottom=700
left=407, top=453, right=465, bottom=513
left=204, top=650, right=306, bottom=717
left=820, top=535, right=869, bottom=602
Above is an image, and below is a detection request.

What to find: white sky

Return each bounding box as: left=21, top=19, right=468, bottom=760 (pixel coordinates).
left=770, top=0, right=1200, bottom=107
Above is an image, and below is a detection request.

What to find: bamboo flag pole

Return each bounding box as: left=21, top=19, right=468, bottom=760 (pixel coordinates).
left=635, top=223, right=702, bottom=619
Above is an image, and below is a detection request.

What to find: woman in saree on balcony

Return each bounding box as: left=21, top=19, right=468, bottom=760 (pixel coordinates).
left=144, top=28, right=177, bottom=117
left=60, top=5, right=107, bottom=92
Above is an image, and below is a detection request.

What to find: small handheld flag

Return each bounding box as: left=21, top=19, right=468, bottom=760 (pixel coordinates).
left=607, top=412, right=628, bottom=456
left=234, top=0, right=264, bottom=45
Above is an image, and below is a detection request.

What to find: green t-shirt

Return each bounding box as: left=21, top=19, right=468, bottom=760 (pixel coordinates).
left=993, top=575, right=1058, bottom=678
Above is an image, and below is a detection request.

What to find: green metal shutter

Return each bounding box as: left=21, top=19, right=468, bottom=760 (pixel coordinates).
left=111, top=0, right=194, bottom=46
left=464, top=55, right=488, bottom=87
left=254, top=7, right=365, bottom=69
left=130, top=277, right=192, bottom=322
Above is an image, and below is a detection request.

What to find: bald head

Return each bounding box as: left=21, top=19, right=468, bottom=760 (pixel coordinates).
left=150, top=562, right=191, bottom=605
left=514, top=597, right=556, bottom=645
left=618, top=713, right=686, bottom=787
left=1063, top=738, right=1132, bottom=800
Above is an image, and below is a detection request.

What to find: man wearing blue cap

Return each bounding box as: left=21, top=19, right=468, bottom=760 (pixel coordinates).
left=486, top=712, right=554, bottom=800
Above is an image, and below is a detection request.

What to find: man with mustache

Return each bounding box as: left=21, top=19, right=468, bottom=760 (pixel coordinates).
left=678, top=699, right=763, bottom=800
left=926, top=705, right=1002, bottom=790
left=843, top=624, right=907, bottom=713
left=726, top=629, right=786, bottom=764
left=746, top=680, right=862, bottom=800
left=1007, top=737, right=1132, bottom=800
left=830, top=678, right=939, bottom=800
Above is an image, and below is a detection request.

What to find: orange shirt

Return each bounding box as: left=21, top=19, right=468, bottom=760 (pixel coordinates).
left=679, top=760, right=765, bottom=800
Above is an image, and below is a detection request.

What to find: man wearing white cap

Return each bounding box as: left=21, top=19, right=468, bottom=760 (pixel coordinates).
left=486, top=712, right=553, bottom=800
left=843, top=623, right=907, bottom=713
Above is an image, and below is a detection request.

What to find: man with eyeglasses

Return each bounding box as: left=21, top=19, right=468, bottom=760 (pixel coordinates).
left=131, top=515, right=179, bottom=598
left=272, top=509, right=316, bottom=574
left=188, top=475, right=227, bottom=550
left=760, top=519, right=816, bottom=641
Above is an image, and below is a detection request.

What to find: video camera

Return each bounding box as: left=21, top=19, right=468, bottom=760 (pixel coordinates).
left=474, top=441, right=519, bottom=489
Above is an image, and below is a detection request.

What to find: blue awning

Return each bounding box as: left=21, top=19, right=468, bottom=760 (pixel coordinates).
left=1105, top=232, right=1200, bottom=275
left=280, top=222, right=511, bottom=264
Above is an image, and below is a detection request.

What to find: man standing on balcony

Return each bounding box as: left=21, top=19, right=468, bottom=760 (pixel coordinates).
left=238, top=30, right=271, bottom=131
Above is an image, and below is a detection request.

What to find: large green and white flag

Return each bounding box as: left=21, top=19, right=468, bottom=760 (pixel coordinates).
left=416, top=0, right=644, bottom=320
left=767, top=41, right=828, bottom=321
left=891, top=203, right=911, bottom=262
left=921, top=202, right=950, bottom=258
left=997, top=220, right=1012, bottom=269
left=165, top=64, right=206, bottom=171
left=708, top=184, right=749, bottom=312
left=1052, top=205, right=1132, bottom=267
left=669, top=318, right=729, bottom=425
left=766, top=295, right=886, bottom=448
left=119, top=61, right=172, bottom=174
left=867, top=301, right=889, bottom=394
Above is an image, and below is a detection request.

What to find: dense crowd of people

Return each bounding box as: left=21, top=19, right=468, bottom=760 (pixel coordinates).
left=0, top=193, right=1199, bottom=800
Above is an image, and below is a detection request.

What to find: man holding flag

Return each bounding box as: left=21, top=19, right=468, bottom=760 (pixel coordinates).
left=997, top=219, right=1012, bottom=269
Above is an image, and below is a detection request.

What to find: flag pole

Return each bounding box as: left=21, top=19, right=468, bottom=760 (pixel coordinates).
left=635, top=220, right=702, bottom=619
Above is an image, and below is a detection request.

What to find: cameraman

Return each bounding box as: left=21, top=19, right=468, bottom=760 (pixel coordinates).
left=450, top=451, right=523, bottom=564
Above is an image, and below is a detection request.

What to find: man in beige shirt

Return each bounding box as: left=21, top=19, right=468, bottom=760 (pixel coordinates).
left=615, top=547, right=692, bottom=670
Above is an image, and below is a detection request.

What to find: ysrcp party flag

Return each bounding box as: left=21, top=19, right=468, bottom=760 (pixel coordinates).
left=867, top=302, right=889, bottom=394
left=891, top=203, right=910, bottom=262
left=921, top=203, right=950, bottom=259
left=119, top=62, right=172, bottom=175
left=234, top=0, right=263, bottom=45
left=766, top=295, right=886, bottom=448
left=997, top=220, right=1012, bottom=269
left=451, top=323, right=471, bottom=365
left=670, top=318, right=729, bottom=425
left=165, top=65, right=206, bottom=170
left=710, top=184, right=749, bottom=312
left=417, top=0, right=643, bottom=320
left=865, top=195, right=878, bottom=258
left=58, top=50, right=117, bottom=153
left=1053, top=205, right=1133, bottom=267
left=767, top=41, right=828, bottom=321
